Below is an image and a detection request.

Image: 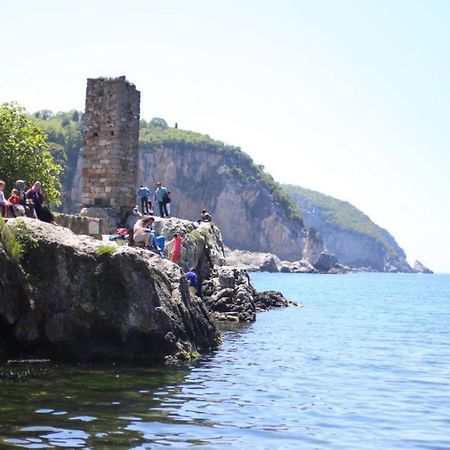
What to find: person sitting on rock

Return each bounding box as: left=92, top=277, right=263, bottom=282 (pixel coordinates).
left=7, top=189, right=25, bottom=217
left=132, top=205, right=142, bottom=217
left=15, top=180, right=33, bottom=217
left=200, top=209, right=212, bottom=222
left=25, top=181, right=54, bottom=223
left=133, top=216, right=155, bottom=249
left=0, top=180, right=15, bottom=218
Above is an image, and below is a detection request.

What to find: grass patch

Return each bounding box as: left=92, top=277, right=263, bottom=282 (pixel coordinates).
left=0, top=219, right=24, bottom=261
left=96, top=244, right=117, bottom=257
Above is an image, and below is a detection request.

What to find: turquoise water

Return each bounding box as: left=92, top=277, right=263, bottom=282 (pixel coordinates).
left=1, top=273, right=449, bottom=449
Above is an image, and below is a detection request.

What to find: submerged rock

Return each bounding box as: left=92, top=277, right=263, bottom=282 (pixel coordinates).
left=0, top=218, right=220, bottom=362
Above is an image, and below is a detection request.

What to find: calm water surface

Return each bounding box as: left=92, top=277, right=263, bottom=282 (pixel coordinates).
left=1, top=273, right=449, bottom=449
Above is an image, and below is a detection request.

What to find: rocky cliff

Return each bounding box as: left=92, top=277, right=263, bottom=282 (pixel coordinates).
left=137, top=143, right=313, bottom=261
left=284, top=185, right=412, bottom=272
left=0, top=218, right=220, bottom=362
left=0, top=214, right=292, bottom=363
left=68, top=133, right=318, bottom=262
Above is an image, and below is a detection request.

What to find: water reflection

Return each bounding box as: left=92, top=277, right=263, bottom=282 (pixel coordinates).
left=0, top=322, right=255, bottom=449
left=0, top=361, right=197, bottom=448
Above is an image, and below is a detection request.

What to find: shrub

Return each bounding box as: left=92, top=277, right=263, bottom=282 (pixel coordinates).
left=96, top=244, right=117, bottom=257
left=0, top=222, right=23, bottom=261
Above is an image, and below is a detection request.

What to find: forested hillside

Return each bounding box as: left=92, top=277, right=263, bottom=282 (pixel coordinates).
left=32, top=110, right=83, bottom=210
left=283, top=184, right=410, bottom=271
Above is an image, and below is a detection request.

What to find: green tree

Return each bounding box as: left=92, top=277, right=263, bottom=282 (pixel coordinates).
left=149, top=117, right=168, bottom=129
left=0, top=103, right=62, bottom=205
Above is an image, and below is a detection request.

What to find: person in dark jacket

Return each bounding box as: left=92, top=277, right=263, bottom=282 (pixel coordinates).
left=25, top=181, right=54, bottom=223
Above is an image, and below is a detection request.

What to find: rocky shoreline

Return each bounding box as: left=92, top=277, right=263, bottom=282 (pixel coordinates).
left=0, top=217, right=293, bottom=364
left=225, top=247, right=354, bottom=274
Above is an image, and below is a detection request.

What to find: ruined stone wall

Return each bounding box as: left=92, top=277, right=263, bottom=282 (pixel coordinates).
left=81, top=76, right=140, bottom=213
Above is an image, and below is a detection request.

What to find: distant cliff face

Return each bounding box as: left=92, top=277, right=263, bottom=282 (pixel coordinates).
left=138, top=144, right=308, bottom=261
left=285, top=185, right=412, bottom=272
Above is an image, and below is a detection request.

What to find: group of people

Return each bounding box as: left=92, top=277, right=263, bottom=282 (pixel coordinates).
left=137, top=181, right=171, bottom=218
left=0, top=179, right=54, bottom=223
left=132, top=215, right=199, bottom=294
left=133, top=215, right=183, bottom=264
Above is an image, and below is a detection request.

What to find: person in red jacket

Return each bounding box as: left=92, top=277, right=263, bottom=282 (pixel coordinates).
left=167, top=233, right=183, bottom=264
left=7, top=189, right=25, bottom=217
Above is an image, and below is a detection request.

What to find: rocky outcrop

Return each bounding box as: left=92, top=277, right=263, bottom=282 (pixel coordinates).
left=413, top=260, right=433, bottom=274
left=0, top=218, right=220, bottom=362
left=224, top=247, right=281, bottom=272
left=254, top=290, right=292, bottom=312
left=201, top=267, right=256, bottom=322
left=151, top=219, right=226, bottom=278
left=279, top=260, right=317, bottom=273
left=285, top=185, right=412, bottom=272
left=302, top=227, right=324, bottom=265
left=313, top=252, right=337, bottom=271
left=224, top=247, right=354, bottom=274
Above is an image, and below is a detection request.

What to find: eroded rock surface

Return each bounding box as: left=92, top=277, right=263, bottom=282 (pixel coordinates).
left=254, top=290, right=291, bottom=312
left=201, top=267, right=256, bottom=322
left=0, top=218, right=220, bottom=362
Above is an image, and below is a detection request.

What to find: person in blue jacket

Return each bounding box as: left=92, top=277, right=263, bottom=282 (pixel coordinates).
left=137, top=184, right=151, bottom=215
left=185, top=269, right=200, bottom=296
left=154, top=181, right=170, bottom=218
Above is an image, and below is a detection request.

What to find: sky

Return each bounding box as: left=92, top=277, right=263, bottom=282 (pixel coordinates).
left=1, top=0, right=449, bottom=272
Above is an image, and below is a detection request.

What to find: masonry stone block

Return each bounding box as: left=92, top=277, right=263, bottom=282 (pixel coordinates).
left=82, top=76, right=140, bottom=211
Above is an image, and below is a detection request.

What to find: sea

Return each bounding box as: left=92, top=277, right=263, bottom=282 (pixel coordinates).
left=0, top=273, right=449, bottom=449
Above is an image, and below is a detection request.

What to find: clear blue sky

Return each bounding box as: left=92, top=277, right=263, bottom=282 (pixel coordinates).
left=1, top=0, right=449, bottom=272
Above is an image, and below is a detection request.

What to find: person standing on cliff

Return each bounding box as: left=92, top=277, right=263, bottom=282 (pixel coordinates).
left=154, top=181, right=170, bottom=218
left=167, top=233, right=183, bottom=264
left=137, top=184, right=151, bottom=215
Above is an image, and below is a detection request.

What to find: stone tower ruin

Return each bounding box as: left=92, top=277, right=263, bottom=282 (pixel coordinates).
left=81, top=76, right=140, bottom=215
